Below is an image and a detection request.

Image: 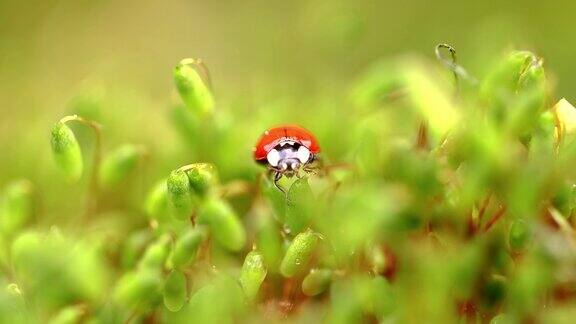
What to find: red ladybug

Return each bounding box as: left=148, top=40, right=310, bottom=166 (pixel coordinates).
left=253, top=125, right=320, bottom=187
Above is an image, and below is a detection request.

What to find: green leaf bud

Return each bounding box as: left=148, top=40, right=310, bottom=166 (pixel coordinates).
left=10, top=231, right=42, bottom=272
left=481, top=51, right=547, bottom=131
left=120, top=230, right=151, bottom=270
left=174, top=58, right=215, bottom=117
left=113, top=269, right=163, bottom=308
left=167, top=170, right=195, bottom=221
left=172, top=227, right=205, bottom=269
left=481, top=51, right=537, bottom=102
left=99, top=144, right=145, bottom=188
left=508, top=61, right=547, bottom=136
left=138, top=235, right=171, bottom=270
left=186, top=275, right=246, bottom=323
left=184, top=163, right=219, bottom=197
left=163, top=270, right=187, bottom=312
left=302, top=268, right=332, bottom=296
left=198, top=198, right=246, bottom=252
left=534, top=110, right=557, bottom=148
left=255, top=216, right=283, bottom=270
left=50, top=122, right=83, bottom=182
left=0, top=180, right=34, bottom=237
left=280, top=229, right=319, bottom=278
left=239, top=250, right=267, bottom=301
left=285, top=178, right=315, bottom=234
left=144, top=179, right=169, bottom=223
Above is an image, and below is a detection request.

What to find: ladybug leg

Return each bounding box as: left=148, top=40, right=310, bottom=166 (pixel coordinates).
left=303, top=164, right=317, bottom=175
left=295, top=166, right=310, bottom=179
left=295, top=170, right=304, bottom=179
left=303, top=156, right=324, bottom=176
left=272, top=171, right=294, bottom=204
left=273, top=170, right=288, bottom=197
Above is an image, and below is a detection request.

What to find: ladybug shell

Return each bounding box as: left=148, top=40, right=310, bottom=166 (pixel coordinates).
left=253, top=125, right=320, bottom=162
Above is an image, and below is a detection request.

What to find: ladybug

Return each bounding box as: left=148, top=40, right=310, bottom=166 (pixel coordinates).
left=253, top=125, right=321, bottom=189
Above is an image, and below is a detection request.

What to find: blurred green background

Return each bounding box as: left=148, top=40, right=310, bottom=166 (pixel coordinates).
left=1, top=0, right=574, bottom=214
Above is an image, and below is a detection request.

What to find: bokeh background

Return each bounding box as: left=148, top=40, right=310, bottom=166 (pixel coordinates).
left=1, top=0, right=575, bottom=217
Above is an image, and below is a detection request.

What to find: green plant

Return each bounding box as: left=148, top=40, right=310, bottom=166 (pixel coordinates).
left=1, top=45, right=576, bottom=324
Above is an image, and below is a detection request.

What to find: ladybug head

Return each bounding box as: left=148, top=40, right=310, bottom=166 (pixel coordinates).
left=266, top=140, right=311, bottom=176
